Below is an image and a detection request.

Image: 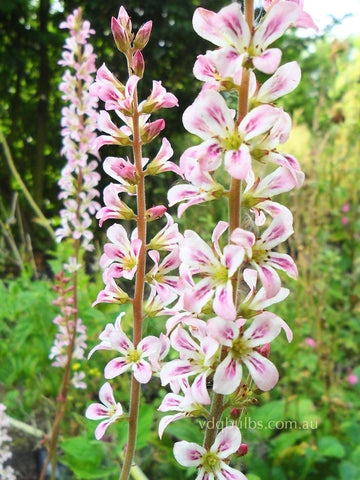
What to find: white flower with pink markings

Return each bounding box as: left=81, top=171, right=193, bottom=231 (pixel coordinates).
left=207, top=313, right=292, bottom=394
left=85, top=382, right=124, bottom=440
left=180, top=221, right=245, bottom=321
left=174, top=426, right=247, bottom=480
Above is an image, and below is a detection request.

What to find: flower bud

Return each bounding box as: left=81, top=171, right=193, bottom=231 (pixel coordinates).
left=134, top=21, right=152, bottom=50
left=146, top=205, right=167, bottom=221
left=258, top=343, right=271, bottom=358
left=229, top=408, right=242, bottom=419
left=131, top=50, right=145, bottom=78
left=141, top=119, right=165, bottom=143
left=117, top=6, right=132, bottom=35
left=236, top=444, right=248, bottom=457
left=111, top=17, right=131, bottom=53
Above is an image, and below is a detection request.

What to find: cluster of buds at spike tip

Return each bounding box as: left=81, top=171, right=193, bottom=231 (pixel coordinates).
left=56, top=7, right=100, bottom=251
left=83, top=3, right=317, bottom=480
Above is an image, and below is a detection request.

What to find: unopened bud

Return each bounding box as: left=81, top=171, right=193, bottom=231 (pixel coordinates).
left=134, top=21, right=152, bottom=50
left=131, top=50, right=145, bottom=78
left=230, top=408, right=242, bottom=419
left=236, top=443, right=248, bottom=457
left=117, top=6, right=132, bottom=35
left=141, top=119, right=165, bottom=143
left=258, top=343, right=270, bottom=358
left=146, top=205, right=167, bottom=221
left=111, top=17, right=130, bottom=53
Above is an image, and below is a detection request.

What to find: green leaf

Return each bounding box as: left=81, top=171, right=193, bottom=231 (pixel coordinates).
left=339, top=461, right=360, bottom=480
left=318, top=436, right=346, bottom=458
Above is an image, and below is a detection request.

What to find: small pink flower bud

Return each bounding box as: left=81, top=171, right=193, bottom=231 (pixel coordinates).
left=132, top=50, right=145, bottom=78
left=117, top=6, right=132, bottom=35
left=141, top=119, right=165, bottom=143
left=341, top=217, right=349, bottom=225
left=230, top=408, right=242, bottom=419
left=146, top=205, right=167, bottom=221
left=341, top=203, right=350, bottom=213
left=134, top=21, right=152, bottom=50
left=348, top=374, right=358, bottom=385
left=111, top=17, right=131, bottom=53
left=236, top=443, right=248, bottom=457
left=258, top=343, right=271, bottom=358
left=305, top=337, right=316, bottom=348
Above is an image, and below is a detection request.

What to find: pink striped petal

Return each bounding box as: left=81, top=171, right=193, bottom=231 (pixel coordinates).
left=158, top=393, right=183, bottom=412
left=214, top=354, right=242, bottom=395
left=253, top=2, right=300, bottom=50
left=183, top=90, right=235, bottom=140
left=239, top=105, right=280, bottom=140
left=133, top=359, right=152, bottom=383
left=98, top=381, right=116, bottom=407
left=218, top=462, right=248, bottom=480
left=94, top=419, right=111, bottom=440
left=212, top=426, right=241, bottom=458
left=104, top=357, right=130, bottom=379
left=191, top=372, right=211, bottom=404
left=85, top=403, right=109, bottom=420
left=256, top=264, right=281, bottom=298
left=224, top=145, right=252, bottom=179
left=257, top=61, right=301, bottom=103
left=260, top=214, right=294, bottom=250
left=214, top=282, right=237, bottom=321
left=193, top=4, right=250, bottom=51
left=173, top=440, right=205, bottom=467
left=243, top=312, right=283, bottom=347
left=269, top=252, right=298, bottom=279
left=252, top=48, right=282, bottom=74
left=159, top=413, right=185, bottom=439
left=243, top=351, right=279, bottom=391
left=207, top=317, right=238, bottom=346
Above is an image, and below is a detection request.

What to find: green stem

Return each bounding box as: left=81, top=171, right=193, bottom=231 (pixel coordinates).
left=119, top=56, right=146, bottom=480
left=203, top=0, right=253, bottom=449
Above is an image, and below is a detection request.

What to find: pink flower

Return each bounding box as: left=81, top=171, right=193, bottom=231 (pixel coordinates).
left=180, top=222, right=245, bottom=320
left=160, top=325, right=219, bottom=404
left=100, top=224, right=142, bottom=282
left=182, top=89, right=280, bottom=180
left=341, top=217, right=349, bottom=226
left=158, top=378, right=210, bottom=439
left=88, top=312, right=161, bottom=384
left=341, top=203, right=350, bottom=213
left=173, top=426, right=247, bottom=480
left=348, top=374, right=358, bottom=385
left=193, top=2, right=301, bottom=74
left=263, top=0, right=318, bottom=31
left=85, top=382, right=124, bottom=440
left=305, top=337, right=316, bottom=348
left=231, top=213, right=297, bottom=297
left=207, top=313, right=292, bottom=394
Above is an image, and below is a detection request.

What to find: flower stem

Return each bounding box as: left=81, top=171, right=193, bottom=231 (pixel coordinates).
left=203, top=0, right=254, bottom=449
left=120, top=60, right=146, bottom=480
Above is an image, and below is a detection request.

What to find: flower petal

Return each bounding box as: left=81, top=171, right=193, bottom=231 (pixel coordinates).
left=173, top=440, right=205, bottom=467
left=243, top=351, right=279, bottom=391
left=212, top=426, right=241, bottom=458
left=213, top=354, right=242, bottom=395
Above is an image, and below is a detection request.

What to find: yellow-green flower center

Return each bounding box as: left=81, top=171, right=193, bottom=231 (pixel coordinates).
left=127, top=349, right=141, bottom=364
left=231, top=338, right=249, bottom=360
left=202, top=451, right=220, bottom=472
left=220, top=129, right=243, bottom=151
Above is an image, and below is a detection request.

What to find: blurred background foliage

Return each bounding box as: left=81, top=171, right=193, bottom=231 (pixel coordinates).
left=0, top=1, right=359, bottom=479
